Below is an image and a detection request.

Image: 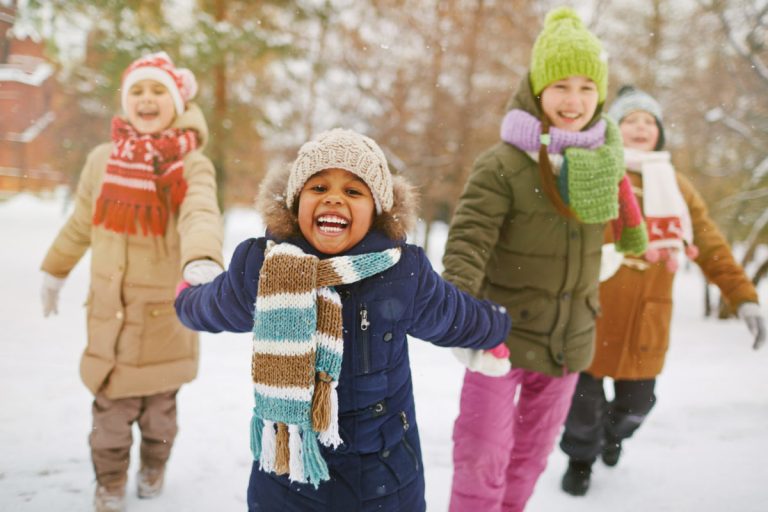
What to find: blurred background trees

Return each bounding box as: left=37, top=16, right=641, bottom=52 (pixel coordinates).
left=16, top=0, right=768, bottom=285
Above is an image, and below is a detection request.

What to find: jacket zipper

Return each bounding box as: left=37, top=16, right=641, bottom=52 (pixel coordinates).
left=359, top=304, right=371, bottom=374
left=399, top=411, right=419, bottom=471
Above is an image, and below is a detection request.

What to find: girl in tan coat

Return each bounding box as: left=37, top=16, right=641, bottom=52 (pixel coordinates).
left=39, top=52, right=224, bottom=512
left=559, top=85, right=766, bottom=496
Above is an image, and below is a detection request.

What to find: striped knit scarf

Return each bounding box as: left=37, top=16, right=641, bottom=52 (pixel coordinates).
left=92, top=117, right=198, bottom=236
left=250, top=242, right=402, bottom=488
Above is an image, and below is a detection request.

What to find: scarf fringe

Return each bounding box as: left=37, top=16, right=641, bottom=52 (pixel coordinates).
left=93, top=197, right=170, bottom=236
left=302, top=428, right=330, bottom=489
left=275, top=423, right=290, bottom=475
left=259, top=420, right=277, bottom=473
left=311, top=371, right=333, bottom=432
left=317, top=381, right=342, bottom=449
left=288, top=425, right=306, bottom=483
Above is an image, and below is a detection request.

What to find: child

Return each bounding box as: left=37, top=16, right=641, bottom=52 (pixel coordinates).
left=443, top=8, right=648, bottom=511
left=558, top=85, right=766, bottom=496
left=39, top=52, right=224, bottom=512
left=174, top=128, right=512, bottom=511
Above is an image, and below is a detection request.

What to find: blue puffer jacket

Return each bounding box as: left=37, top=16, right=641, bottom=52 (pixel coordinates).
left=176, top=229, right=510, bottom=511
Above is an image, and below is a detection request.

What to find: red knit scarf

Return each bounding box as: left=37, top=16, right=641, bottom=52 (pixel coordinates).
left=92, top=117, right=198, bottom=236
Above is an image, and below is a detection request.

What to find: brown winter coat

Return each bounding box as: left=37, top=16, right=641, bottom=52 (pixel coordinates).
left=587, top=171, right=758, bottom=380
left=41, top=103, right=224, bottom=399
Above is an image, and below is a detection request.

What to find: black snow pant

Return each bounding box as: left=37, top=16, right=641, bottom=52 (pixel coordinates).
left=559, top=372, right=656, bottom=463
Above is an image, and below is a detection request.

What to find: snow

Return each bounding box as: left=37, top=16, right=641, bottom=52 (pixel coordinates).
left=1, top=193, right=767, bottom=511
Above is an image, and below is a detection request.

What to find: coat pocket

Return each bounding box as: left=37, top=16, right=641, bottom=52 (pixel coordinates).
left=635, top=299, right=673, bottom=356
left=138, top=301, right=193, bottom=366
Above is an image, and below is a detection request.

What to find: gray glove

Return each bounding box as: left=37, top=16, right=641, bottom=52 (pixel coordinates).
left=738, top=302, right=766, bottom=350
left=41, top=272, right=66, bottom=317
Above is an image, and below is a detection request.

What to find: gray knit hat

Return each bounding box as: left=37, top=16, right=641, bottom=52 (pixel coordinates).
left=608, top=85, right=665, bottom=149
left=286, top=128, right=393, bottom=214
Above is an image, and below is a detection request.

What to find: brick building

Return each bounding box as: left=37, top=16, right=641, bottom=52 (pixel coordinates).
left=0, top=0, right=63, bottom=193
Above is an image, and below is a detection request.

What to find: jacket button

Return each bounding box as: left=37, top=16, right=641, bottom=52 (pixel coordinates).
left=151, top=309, right=160, bottom=317
left=381, top=449, right=390, bottom=458
left=115, top=311, right=124, bottom=320
left=555, top=352, right=564, bottom=363
left=383, top=332, right=393, bottom=342
left=561, top=292, right=570, bottom=301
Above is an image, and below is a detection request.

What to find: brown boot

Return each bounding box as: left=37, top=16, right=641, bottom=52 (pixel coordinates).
left=137, top=464, right=165, bottom=499
left=94, top=484, right=126, bottom=512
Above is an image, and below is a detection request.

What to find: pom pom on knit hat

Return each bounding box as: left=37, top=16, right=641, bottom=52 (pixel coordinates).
left=530, top=7, right=608, bottom=102
left=608, top=85, right=666, bottom=150
left=286, top=128, right=393, bottom=214
left=121, top=51, right=198, bottom=117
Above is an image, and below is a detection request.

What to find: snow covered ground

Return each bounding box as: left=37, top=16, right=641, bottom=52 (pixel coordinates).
left=1, top=192, right=767, bottom=511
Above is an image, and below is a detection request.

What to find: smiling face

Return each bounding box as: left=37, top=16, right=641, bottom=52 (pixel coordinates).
left=297, top=168, right=376, bottom=255
left=619, top=110, right=660, bottom=151
left=540, top=75, right=600, bottom=132
left=124, top=79, right=177, bottom=135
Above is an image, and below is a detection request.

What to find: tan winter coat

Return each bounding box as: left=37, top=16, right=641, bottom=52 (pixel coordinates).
left=41, top=103, right=224, bottom=399
left=587, top=171, right=757, bottom=380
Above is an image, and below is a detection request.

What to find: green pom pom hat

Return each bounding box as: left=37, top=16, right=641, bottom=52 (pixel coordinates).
left=530, top=7, right=608, bottom=103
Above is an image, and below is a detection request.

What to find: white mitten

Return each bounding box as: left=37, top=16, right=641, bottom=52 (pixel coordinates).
left=599, top=243, right=624, bottom=282
left=738, top=302, right=766, bottom=350
left=452, top=347, right=511, bottom=377
left=182, top=259, right=224, bottom=285
left=41, top=272, right=66, bottom=317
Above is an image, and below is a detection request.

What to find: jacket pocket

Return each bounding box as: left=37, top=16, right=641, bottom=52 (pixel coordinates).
left=138, top=301, right=193, bottom=366
left=635, top=299, right=673, bottom=356
left=355, top=300, right=399, bottom=376
left=485, top=287, right=550, bottom=334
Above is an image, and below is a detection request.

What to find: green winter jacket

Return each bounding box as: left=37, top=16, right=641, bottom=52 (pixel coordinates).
left=443, top=76, right=606, bottom=377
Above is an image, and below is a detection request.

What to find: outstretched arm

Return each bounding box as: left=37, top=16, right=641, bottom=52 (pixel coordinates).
left=175, top=238, right=264, bottom=333
left=409, top=248, right=511, bottom=349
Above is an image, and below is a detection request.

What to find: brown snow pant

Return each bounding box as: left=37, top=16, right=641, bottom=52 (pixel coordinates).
left=89, top=389, right=179, bottom=488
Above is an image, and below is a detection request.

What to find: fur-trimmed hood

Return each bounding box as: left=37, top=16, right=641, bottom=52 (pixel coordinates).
left=255, top=164, right=419, bottom=242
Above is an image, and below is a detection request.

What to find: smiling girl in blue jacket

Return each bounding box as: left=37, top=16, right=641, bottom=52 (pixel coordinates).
left=175, top=128, right=511, bottom=511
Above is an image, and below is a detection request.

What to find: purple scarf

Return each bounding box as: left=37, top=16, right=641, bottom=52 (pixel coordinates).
left=500, top=109, right=605, bottom=154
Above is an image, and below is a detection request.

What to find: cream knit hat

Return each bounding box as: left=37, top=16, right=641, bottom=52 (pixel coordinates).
left=286, top=128, right=393, bottom=214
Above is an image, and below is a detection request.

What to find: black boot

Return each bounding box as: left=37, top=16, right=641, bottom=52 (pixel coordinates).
left=561, top=459, right=593, bottom=496
left=602, top=439, right=622, bottom=467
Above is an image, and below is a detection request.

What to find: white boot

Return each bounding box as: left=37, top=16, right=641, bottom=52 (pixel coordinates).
left=94, top=484, right=126, bottom=512
left=137, top=465, right=165, bottom=499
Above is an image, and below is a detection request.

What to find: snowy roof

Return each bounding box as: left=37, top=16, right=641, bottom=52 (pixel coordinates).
left=7, top=23, right=43, bottom=44
left=0, top=61, right=53, bottom=86
left=3, top=111, right=55, bottom=143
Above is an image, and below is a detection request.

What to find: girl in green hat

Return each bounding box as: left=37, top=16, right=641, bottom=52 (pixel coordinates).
left=443, top=7, right=646, bottom=511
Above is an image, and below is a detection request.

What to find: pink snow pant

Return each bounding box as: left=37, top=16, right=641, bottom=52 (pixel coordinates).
left=449, top=368, right=578, bottom=512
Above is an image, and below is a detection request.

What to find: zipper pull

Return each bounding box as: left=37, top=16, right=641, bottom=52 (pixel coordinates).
left=399, top=411, right=409, bottom=431
left=360, top=306, right=370, bottom=331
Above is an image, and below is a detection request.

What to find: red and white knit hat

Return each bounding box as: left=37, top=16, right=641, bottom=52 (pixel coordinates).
left=120, top=51, right=198, bottom=116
